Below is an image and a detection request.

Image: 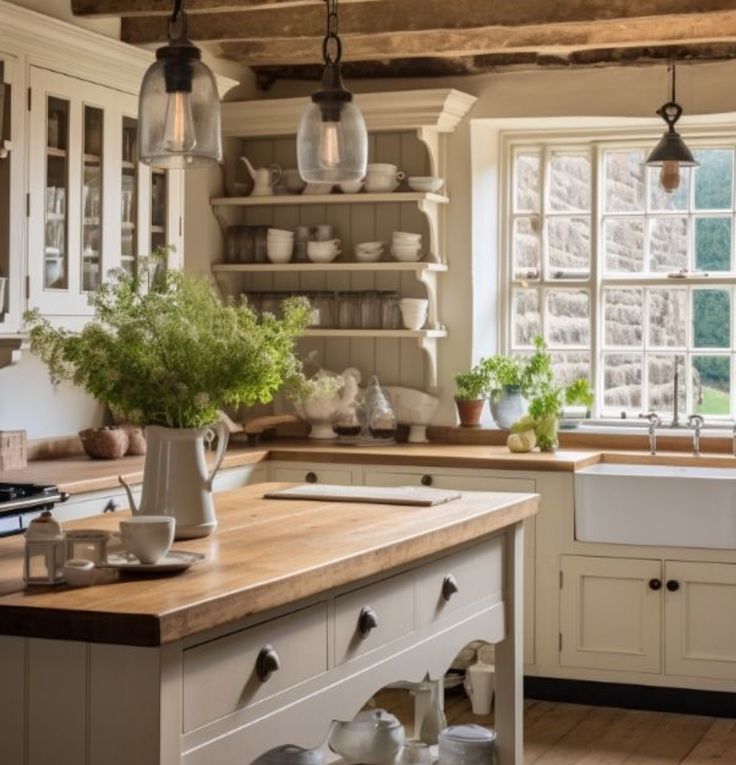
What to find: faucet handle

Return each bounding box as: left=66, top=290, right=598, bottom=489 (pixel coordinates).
left=687, top=414, right=704, bottom=430
left=639, top=412, right=662, bottom=428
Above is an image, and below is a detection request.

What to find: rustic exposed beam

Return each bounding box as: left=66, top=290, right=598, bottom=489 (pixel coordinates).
left=253, top=42, right=736, bottom=87
left=71, top=0, right=324, bottom=17
left=217, top=10, right=736, bottom=66
left=119, top=0, right=736, bottom=45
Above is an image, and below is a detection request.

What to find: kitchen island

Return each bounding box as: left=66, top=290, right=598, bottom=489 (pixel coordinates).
left=0, top=482, right=537, bottom=765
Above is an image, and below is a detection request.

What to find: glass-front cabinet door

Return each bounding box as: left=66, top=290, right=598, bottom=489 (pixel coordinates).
left=28, top=67, right=173, bottom=319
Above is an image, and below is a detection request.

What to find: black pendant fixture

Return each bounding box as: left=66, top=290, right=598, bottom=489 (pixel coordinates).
left=297, top=0, right=368, bottom=183
left=645, top=64, right=698, bottom=194
left=138, top=0, right=222, bottom=169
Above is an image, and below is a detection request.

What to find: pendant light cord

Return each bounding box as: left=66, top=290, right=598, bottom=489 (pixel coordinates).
left=670, top=62, right=677, bottom=103
left=169, top=0, right=187, bottom=40
left=322, top=0, right=342, bottom=65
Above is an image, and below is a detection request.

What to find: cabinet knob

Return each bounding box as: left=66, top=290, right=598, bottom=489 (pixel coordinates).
left=358, top=606, right=379, bottom=638
left=442, top=574, right=460, bottom=601
left=648, top=578, right=662, bottom=591
left=666, top=580, right=680, bottom=592
left=305, top=471, right=318, bottom=484
left=420, top=474, right=433, bottom=487
left=103, top=499, right=119, bottom=513
left=255, top=645, right=281, bottom=682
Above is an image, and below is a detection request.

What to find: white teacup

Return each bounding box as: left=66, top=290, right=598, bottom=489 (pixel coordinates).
left=315, top=224, right=334, bottom=241
left=119, top=516, right=175, bottom=565
left=365, top=171, right=405, bottom=193
left=307, top=239, right=341, bottom=263
left=267, top=239, right=294, bottom=263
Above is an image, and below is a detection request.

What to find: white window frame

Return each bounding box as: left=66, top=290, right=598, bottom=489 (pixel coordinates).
left=479, top=114, right=736, bottom=423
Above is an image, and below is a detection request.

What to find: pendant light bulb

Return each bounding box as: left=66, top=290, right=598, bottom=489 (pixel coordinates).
left=319, top=121, right=342, bottom=169
left=164, top=91, right=196, bottom=153
left=660, top=160, right=681, bottom=194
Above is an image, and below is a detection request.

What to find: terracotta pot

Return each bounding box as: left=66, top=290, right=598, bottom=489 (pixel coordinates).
left=455, top=398, right=485, bottom=428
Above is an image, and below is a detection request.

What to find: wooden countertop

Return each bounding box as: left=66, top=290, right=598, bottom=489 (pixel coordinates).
left=1, top=441, right=600, bottom=495
left=0, top=482, right=538, bottom=646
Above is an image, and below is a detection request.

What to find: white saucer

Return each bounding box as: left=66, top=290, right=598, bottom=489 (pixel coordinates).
left=103, top=550, right=205, bottom=574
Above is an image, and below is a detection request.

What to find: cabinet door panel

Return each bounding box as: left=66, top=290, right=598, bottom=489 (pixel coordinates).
left=665, top=560, right=736, bottom=680
left=560, top=555, right=661, bottom=673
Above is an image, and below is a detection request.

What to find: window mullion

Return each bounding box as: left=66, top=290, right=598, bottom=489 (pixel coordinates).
left=591, top=142, right=601, bottom=418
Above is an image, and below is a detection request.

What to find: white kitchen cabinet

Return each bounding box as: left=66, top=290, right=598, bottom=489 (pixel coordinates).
left=665, top=560, right=736, bottom=681
left=559, top=555, right=662, bottom=674
left=27, top=67, right=183, bottom=319
left=212, top=464, right=268, bottom=493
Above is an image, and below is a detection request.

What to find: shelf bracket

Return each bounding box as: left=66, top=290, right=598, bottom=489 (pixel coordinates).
left=417, top=335, right=440, bottom=391
left=417, top=197, right=443, bottom=265
left=415, top=268, right=441, bottom=330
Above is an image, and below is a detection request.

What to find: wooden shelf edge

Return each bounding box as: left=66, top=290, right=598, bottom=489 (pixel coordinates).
left=212, top=262, right=448, bottom=273
left=210, top=192, right=449, bottom=207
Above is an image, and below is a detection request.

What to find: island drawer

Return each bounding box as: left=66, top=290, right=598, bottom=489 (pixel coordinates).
left=415, top=538, right=504, bottom=627
left=334, top=572, right=414, bottom=665
left=182, top=603, right=328, bottom=732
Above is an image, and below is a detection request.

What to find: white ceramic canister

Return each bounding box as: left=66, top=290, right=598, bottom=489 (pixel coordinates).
left=438, top=725, right=498, bottom=765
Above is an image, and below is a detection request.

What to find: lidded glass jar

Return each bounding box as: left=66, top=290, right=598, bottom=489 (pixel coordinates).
left=438, top=725, right=498, bottom=765
left=254, top=745, right=324, bottom=765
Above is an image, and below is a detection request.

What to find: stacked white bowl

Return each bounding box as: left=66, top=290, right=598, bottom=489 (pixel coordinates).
left=399, top=298, right=428, bottom=330
left=267, top=228, right=294, bottom=263
left=391, top=231, right=422, bottom=262
left=407, top=176, right=444, bottom=193
left=354, top=241, right=385, bottom=262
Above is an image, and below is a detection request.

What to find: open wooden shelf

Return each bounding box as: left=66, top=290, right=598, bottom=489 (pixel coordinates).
left=212, top=262, right=448, bottom=274
left=210, top=192, right=449, bottom=207
left=301, top=329, right=446, bottom=339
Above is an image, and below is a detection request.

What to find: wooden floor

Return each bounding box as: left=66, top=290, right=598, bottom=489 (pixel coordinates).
left=373, top=689, right=736, bottom=764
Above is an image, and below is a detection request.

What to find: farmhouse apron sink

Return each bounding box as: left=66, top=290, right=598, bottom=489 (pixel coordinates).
left=574, top=462, right=736, bottom=549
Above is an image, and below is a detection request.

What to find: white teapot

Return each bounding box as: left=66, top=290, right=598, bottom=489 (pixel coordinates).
left=328, top=709, right=405, bottom=765
left=241, top=156, right=281, bottom=196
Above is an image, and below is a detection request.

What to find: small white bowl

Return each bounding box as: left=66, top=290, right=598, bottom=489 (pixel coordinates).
left=268, top=228, right=294, bottom=238
left=63, top=558, right=95, bottom=587
left=400, top=298, right=429, bottom=311
left=391, top=247, right=422, bottom=262
left=338, top=180, right=364, bottom=193
left=267, top=247, right=293, bottom=264
left=392, top=231, right=422, bottom=241
left=408, top=176, right=444, bottom=193
left=354, top=247, right=383, bottom=263
left=303, top=182, right=334, bottom=195
left=400, top=309, right=428, bottom=331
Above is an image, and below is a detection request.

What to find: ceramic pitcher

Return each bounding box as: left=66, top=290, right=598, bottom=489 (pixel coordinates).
left=119, top=422, right=229, bottom=540
left=240, top=156, right=281, bottom=196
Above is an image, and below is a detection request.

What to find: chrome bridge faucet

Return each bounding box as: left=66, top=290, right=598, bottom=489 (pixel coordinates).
left=639, top=412, right=662, bottom=455
left=687, top=414, right=704, bottom=456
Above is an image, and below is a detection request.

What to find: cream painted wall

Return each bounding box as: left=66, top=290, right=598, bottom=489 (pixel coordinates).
left=266, top=61, right=736, bottom=424
left=5, top=0, right=120, bottom=37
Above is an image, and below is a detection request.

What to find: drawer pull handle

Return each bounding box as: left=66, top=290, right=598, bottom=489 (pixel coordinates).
left=256, top=645, right=281, bottom=682
left=358, top=606, right=379, bottom=638
left=648, top=578, right=662, bottom=591
left=421, top=474, right=433, bottom=487
left=103, top=500, right=119, bottom=513
left=305, top=471, right=318, bottom=483
left=666, top=580, right=680, bottom=592
left=442, top=574, right=459, bottom=601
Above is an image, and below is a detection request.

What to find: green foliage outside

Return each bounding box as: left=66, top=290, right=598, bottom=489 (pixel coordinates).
left=25, top=249, right=311, bottom=429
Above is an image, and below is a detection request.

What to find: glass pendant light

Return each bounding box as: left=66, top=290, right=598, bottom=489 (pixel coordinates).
left=138, top=0, right=222, bottom=169
left=645, top=64, right=698, bottom=194
left=297, top=0, right=368, bottom=183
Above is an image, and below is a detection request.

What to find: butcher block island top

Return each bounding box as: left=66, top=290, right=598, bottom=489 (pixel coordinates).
left=0, top=482, right=538, bottom=647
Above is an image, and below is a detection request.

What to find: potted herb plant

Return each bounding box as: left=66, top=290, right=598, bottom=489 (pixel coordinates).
left=26, top=250, right=310, bottom=538
left=482, top=354, right=529, bottom=429
left=454, top=364, right=489, bottom=427
left=510, top=337, right=593, bottom=452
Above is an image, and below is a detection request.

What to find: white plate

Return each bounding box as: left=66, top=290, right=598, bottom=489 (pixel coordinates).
left=102, top=550, right=205, bottom=574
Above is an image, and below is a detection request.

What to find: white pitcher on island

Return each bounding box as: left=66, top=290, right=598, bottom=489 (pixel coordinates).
left=119, top=422, right=229, bottom=540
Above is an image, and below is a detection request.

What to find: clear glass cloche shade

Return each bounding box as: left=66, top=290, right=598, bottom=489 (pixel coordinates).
left=297, top=100, right=367, bottom=183
left=139, top=57, right=222, bottom=169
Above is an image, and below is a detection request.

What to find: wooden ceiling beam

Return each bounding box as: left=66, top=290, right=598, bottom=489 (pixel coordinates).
left=216, top=10, right=736, bottom=66
left=253, top=42, right=736, bottom=87
left=122, top=0, right=736, bottom=45
left=71, top=0, right=324, bottom=18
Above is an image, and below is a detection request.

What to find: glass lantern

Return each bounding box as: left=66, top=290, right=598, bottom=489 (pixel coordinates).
left=65, top=530, right=109, bottom=566
left=138, top=14, right=222, bottom=169
left=297, top=62, right=367, bottom=184
left=24, top=511, right=66, bottom=585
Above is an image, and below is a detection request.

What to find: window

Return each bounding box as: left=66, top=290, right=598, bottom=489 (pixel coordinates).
left=506, top=137, right=736, bottom=420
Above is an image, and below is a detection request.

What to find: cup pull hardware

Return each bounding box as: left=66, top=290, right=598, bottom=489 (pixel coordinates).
left=648, top=578, right=662, bottom=591
left=666, top=580, right=680, bottom=592
left=442, top=574, right=460, bottom=601
left=256, top=645, right=281, bottom=682
left=305, top=471, right=318, bottom=483
left=420, top=474, right=433, bottom=487
left=358, top=606, right=379, bottom=638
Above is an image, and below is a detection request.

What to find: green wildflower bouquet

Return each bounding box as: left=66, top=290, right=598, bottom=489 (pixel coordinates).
left=25, top=250, right=311, bottom=429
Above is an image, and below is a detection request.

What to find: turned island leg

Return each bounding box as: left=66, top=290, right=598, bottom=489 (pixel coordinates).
left=494, top=522, right=524, bottom=765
